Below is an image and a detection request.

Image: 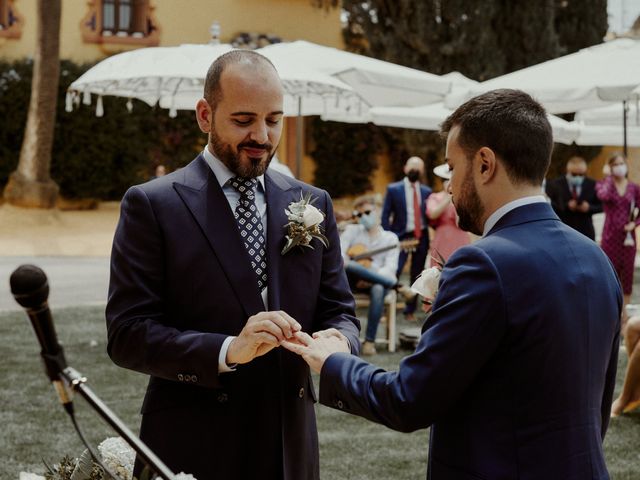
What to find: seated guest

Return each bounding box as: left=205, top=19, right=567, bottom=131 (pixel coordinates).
left=340, top=195, right=399, bottom=356
left=546, top=156, right=602, bottom=240
left=612, top=313, right=640, bottom=416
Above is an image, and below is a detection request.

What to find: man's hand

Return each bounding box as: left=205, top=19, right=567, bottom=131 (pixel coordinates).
left=281, top=329, right=350, bottom=373
left=226, top=311, right=301, bottom=365
left=624, top=221, right=636, bottom=233
left=568, top=199, right=578, bottom=211
left=578, top=201, right=590, bottom=213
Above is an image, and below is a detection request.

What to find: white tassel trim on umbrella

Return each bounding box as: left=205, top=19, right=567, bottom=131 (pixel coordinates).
left=96, top=95, right=104, bottom=117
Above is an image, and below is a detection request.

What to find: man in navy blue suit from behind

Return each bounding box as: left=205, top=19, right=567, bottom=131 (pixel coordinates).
left=284, top=89, right=622, bottom=479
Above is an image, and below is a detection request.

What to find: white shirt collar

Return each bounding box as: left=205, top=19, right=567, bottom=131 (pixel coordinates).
left=482, top=195, right=547, bottom=237
left=202, top=146, right=266, bottom=190
left=403, top=176, right=421, bottom=189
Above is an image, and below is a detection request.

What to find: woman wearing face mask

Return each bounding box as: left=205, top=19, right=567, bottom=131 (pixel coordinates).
left=340, top=195, right=400, bottom=356
left=425, top=164, right=471, bottom=267
left=596, top=153, right=640, bottom=334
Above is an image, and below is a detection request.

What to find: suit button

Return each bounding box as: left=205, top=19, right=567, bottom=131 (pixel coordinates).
left=191, top=375, right=198, bottom=383
left=177, top=374, right=184, bottom=381
left=217, top=393, right=228, bottom=404
left=336, top=400, right=344, bottom=409
left=298, top=387, right=305, bottom=398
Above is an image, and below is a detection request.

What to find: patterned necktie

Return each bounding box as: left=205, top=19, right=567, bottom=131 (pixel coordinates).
left=413, top=184, right=422, bottom=239
left=229, top=177, right=267, bottom=292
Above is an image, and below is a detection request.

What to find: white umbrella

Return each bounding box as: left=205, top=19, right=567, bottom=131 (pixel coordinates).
left=66, top=43, right=361, bottom=118
left=446, top=38, right=640, bottom=114
left=258, top=40, right=452, bottom=111
left=573, top=102, right=640, bottom=147
left=369, top=103, right=580, bottom=145
left=67, top=42, right=457, bottom=175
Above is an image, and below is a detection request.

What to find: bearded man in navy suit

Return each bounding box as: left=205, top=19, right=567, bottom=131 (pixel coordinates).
left=106, top=50, right=360, bottom=480
left=284, top=89, right=622, bottom=480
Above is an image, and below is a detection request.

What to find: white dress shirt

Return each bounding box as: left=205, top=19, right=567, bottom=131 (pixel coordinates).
left=340, top=224, right=399, bottom=282
left=202, top=147, right=269, bottom=372
left=403, top=177, right=424, bottom=233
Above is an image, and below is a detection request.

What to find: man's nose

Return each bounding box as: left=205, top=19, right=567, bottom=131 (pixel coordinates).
left=250, top=121, right=269, bottom=144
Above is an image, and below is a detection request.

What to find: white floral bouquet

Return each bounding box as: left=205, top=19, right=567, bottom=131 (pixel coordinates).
left=410, top=252, right=445, bottom=310
left=23, top=437, right=196, bottom=480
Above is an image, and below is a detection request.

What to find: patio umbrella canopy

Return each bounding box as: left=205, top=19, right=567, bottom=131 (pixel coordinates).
left=446, top=38, right=640, bottom=114
left=258, top=40, right=451, bottom=111
left=66, top=43, right=363, bottom=118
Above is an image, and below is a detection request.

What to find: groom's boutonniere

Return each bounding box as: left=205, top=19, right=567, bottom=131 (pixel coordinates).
left=411, top=251, right=445, bottom=310
left=281, top=192, right=329, bottom=255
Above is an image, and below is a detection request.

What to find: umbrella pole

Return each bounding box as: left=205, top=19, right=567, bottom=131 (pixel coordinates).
left=296, top=96, right=303, bottom=178
left=623, top=100, right=628, bottom=157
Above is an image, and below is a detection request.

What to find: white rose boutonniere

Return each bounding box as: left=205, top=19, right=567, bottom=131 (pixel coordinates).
left=411, top=251, right=445, bottom=310
left=282, top=192, right=329, bottom=255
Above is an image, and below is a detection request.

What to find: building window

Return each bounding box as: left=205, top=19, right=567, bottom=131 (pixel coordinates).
left=0, top=0, right=23, bottom=39
left=81, top=0, right=160, bottom=46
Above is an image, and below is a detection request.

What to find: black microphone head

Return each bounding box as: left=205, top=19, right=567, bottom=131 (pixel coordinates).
left=10, top=265, right=49, bottom=309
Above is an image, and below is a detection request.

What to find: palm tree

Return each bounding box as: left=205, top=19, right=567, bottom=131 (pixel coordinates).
left=3, top=0, right=61, bottom=208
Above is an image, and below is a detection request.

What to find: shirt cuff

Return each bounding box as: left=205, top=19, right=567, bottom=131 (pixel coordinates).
left=218, top=336, right=237, bottom=373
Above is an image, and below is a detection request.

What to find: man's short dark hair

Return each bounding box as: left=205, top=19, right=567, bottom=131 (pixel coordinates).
left=441, top=89, right=553, bottom=185
left=203, top=49, right=277, bottom=108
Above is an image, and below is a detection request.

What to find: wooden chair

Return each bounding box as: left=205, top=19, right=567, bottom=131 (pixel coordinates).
left=353, top=289, right=397, bottom=352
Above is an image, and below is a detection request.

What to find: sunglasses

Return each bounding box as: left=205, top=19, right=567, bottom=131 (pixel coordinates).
left=353, top=210, right=373, bottom=218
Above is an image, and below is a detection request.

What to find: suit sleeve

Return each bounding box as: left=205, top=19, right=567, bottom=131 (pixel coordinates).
left=319, top=245, right=506, bottom=432
left=313, top=190, right=361, bottom=355
left=587, top=180, right=603, bottom=215
left=546, top=179, right=566, bottom=215
left=106, top=186, right=228, bottom=388
left=381, top=186, right=393, bottom=231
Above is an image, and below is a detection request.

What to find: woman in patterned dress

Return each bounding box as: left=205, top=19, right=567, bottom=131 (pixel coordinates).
left=596, top=153, right=640, bottom=332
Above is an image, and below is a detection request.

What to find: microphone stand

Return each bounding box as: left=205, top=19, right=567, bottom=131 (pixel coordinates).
left=53, top=360, right=176, bottom=480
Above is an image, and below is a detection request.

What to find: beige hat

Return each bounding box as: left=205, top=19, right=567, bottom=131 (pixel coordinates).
left=433, top=163, right=451, bottom=180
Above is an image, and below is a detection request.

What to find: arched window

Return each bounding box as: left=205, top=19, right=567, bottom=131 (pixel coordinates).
left=0, top=0, right=23, bottom=39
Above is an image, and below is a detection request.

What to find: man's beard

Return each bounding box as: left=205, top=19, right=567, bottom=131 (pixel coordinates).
left=455, top=165, right=485, bottom=235
left=210, top=128, right=274, bottom=179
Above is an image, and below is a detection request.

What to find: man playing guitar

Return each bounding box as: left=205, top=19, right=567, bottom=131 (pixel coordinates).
left=340, top=195, right=403, bottom=355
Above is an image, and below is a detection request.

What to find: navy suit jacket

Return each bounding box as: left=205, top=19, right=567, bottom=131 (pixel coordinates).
left=381, top=180, right=432, bottom=237
left=320, top=202, right=621, bottom=479
left=546, top=176, right=603, bottom=240
left=106, top=155, right=360, bottom=480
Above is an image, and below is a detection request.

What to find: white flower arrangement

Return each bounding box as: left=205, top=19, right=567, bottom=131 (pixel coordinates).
left=411, top=251, right=445, bottom=308
left=25, top=437, right=197, bottom=480
left=281, top=192, right=329, bottom=255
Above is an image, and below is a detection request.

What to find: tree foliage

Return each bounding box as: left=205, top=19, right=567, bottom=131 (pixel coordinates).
left=310, top=0, right=609, bottom=195
left=0, top=59, right=204, bottom=201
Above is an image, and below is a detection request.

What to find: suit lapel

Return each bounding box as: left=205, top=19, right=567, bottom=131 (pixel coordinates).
left=173, top=156, right=265, bottom=317
left=264, top=170, right=298, bottom=311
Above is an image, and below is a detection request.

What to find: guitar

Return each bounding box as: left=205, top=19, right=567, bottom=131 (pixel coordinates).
left=347, top=239, right=419, bottom=268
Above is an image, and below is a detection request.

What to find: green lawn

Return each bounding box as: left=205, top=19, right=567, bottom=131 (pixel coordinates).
left=1, top=305, right=638, bottom=479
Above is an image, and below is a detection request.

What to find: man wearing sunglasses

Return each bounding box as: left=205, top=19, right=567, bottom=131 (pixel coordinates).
left=340, top=195, right=399, bottom=355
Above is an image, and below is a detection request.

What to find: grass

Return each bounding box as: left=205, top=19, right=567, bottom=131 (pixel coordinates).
left=1, top=305, right=639, bottom=479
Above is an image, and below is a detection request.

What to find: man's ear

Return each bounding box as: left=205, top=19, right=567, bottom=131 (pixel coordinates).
left=195, top=98, right=212, bottom=133
left=476, top=147, right=497, bottom=183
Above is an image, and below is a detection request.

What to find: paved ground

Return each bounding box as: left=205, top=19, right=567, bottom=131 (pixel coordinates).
left=0, top=202, right=119, bottom=312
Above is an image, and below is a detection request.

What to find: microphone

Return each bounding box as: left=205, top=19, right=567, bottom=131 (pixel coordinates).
left=10, top=265, right=72, bottom=409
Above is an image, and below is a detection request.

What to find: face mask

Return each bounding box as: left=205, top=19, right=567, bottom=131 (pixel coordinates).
left=612, top=164, right=628, bottom=178
left=407, top=170, right=420, bottom=183
left=359, top=212, right=377, bottom=231
left=567, top=174, right=585, bottom=186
